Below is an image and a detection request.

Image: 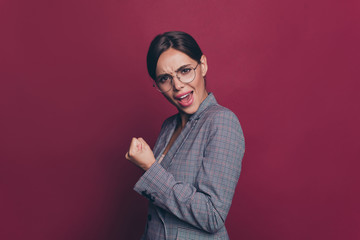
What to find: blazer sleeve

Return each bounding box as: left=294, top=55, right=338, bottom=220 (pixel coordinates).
left=133, top=110, right=245, bottom=233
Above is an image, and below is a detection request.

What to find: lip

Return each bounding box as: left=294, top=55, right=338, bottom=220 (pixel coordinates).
left=174, top=91, right=193, bottom=100
left=174, top=91, right=194, bottom=108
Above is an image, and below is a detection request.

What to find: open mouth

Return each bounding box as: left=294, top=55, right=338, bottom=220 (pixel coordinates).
left=175, top=91, right=194, bottom=107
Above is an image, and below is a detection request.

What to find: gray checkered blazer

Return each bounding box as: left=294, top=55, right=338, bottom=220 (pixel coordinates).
left=134, top=93, right=245, bottom=240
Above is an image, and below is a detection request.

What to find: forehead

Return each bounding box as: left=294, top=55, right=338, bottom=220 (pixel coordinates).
left=156, top=48, right=196, bottom=75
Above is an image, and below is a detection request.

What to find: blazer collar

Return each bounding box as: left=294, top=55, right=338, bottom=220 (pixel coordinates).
left=158, top=92, right=218, bottom=169
left=188, top=92, right=217, bottom=121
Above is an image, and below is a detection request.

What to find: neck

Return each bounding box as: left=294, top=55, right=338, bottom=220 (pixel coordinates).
left=177, top=91, right=209, bottom=128
left=178, top=113, right=189, bottom=129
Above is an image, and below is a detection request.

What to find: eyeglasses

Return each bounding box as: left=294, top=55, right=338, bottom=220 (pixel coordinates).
left=153, top=63, right=199, bottom=93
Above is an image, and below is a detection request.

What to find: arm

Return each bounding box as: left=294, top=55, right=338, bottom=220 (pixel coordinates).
left=133, top=111, right=245, bottom=233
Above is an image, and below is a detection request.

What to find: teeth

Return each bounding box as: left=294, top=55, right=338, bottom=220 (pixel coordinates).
left=179, top=92, right=190, bottom=99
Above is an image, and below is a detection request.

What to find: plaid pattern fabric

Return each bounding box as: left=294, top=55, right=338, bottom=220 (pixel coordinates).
left=134, top=93, right=245, bottom=240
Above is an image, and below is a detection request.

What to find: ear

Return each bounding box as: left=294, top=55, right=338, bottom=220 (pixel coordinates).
left=200, top=55, right=208, bottom=77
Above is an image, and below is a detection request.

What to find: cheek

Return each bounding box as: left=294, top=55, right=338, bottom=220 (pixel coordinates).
left=194, top=77, right=206, bottom=91
left=162, top=92, right=171, bottom=99
left=162, top=91, right=175, bottom=103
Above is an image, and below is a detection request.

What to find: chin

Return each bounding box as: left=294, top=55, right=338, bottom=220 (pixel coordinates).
left=177, top=104, right=199, bottom=115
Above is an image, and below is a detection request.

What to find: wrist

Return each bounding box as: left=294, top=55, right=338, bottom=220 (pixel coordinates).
left=143, top=159, right=156, bottom=171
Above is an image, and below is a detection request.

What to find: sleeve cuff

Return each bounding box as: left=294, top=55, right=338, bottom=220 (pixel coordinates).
left=133, top=161, right=175, bottom=206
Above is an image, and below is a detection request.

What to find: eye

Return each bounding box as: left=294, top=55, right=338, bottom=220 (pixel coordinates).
left=157, top=75, right=171, bottom=84
left=180, top=68, right=192, bottom=75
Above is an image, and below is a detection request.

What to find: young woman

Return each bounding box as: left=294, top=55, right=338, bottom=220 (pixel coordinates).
left=126, top=31, right=245, bottom=240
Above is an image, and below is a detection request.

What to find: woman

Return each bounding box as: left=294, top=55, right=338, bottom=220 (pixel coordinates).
left=126, top=31, right=245, bottom=240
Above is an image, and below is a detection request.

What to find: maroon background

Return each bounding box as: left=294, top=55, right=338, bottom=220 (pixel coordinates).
left=1, top=0, right=359, bottom=239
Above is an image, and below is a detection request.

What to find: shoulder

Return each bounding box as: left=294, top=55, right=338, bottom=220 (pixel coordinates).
left=203, top=104, right=242, bottom=129
left=202, top=103, right=245, bottom=155
left=204, top=104, right=244, bottom=143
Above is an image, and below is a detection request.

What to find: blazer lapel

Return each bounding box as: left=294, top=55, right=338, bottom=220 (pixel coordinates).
left=161, top=118, right=197, bottom=170
left=153, top=115, right=178, bottom=161
left=155, top=93, right=218, bottom=169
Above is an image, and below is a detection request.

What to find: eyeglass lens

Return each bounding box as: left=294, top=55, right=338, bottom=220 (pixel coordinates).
left=155, top=65, right=197, bottom=93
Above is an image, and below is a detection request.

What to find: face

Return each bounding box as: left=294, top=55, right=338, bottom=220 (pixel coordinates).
left=156, top=48, right=208, bottom=116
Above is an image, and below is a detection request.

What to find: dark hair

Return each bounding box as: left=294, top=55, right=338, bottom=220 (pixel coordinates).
left=146, top=31, right=203, bottom=80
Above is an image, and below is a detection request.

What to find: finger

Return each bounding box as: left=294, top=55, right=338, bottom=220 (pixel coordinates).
left=130, top=137, right=138, bottom=147
left=138, top=138, right=148, bottom=150
left=130, top=137, right=141, bottom=152
left=138, top=138, right=149, bottom=149
left=135, top=138, right=142, bottom=151
left=128, top=138, right=137, bottom=157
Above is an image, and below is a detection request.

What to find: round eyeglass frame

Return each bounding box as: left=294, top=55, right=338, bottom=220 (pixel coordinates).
left=153, top=63, right=200, bottom=93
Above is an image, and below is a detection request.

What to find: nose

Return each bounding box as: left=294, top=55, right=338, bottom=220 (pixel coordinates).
left=172, top=76, right=184, bottom=91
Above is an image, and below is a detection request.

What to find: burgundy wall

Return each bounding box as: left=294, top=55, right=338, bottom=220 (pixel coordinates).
left=1, top=0, right=359, bottom=239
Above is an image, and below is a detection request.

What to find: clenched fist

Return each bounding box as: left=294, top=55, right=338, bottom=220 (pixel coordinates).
left=125, top=137, right=156, bottom=171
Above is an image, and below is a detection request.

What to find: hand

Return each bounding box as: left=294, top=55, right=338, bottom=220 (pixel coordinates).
left=125, top=137, right=156, bottom=171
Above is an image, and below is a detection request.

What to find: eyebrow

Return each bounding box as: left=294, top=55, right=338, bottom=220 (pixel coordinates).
left=157, top=64, right=192, bottom=78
